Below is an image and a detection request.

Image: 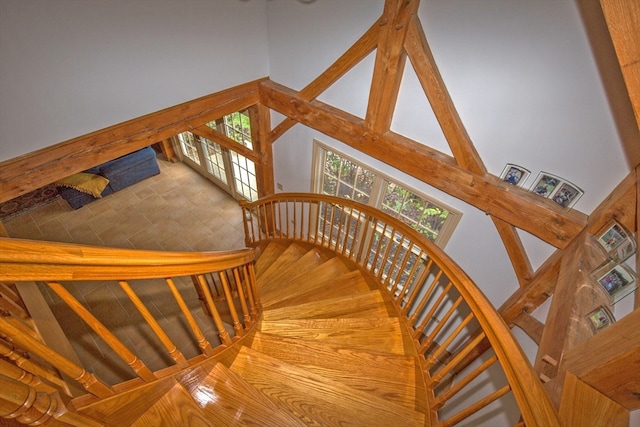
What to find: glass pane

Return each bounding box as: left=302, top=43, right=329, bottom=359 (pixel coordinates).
left=201, top=138, right=227, bottom=184
left=325, top=151, right=340, bottom=178
left=223, top=110, right=252, bottom=149
left=322, top=176, right=337, bottom=196
left=381, top=182, right=450, bottom=242
left=231, top=151, right=257, bottom=202
left=177, top=132, right=201, bottom=165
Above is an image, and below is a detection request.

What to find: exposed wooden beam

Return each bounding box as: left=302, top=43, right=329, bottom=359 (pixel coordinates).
left=599, top=0, right=640, bottom=131
left=0, top=79, right=264, bottom=203
left=365, top=0, right=419, bottom=134
left=405, top=14, right=486, bottom=175
left=269, top=16, right=382, bottom=144
left=259, top=79, right=587, bottom=249
left=250, top=104, right=275, bottom=198
left=491, top=216, right=533, bottom=287
left=576, top=0, right=640, bottom=168
left=512, top=312, right=544, bottom=345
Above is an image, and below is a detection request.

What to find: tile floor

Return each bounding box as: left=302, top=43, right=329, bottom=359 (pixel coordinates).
left=5, top=157, right=247, bottom=386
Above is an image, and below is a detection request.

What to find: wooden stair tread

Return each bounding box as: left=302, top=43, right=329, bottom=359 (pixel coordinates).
left=262, top=260, right=362, bottom=308
left=255, top=243, right=308, bottom=285
left=179, top=362, right=305, bottom=426
left=131, top=383, right=213, bottom=426
left=258, top=247, right=329, bottom=295
left=254, top=241, right=289, bottom=278
left=251, top=332, right=420, bottom=409
left=260, top=317, right=410, bottom=355
left=230, top=346, right=425, bottom=426
left=263, top=289, right=390, bottom=320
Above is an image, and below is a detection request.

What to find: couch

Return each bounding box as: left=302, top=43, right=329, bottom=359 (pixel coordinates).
left=57, top=146, right=160, bottom=209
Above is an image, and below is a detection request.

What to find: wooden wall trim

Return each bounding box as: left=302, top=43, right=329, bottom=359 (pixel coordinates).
left=0, top=79, right=264, bottom=204
left=259, top=78, right=587, bottom=249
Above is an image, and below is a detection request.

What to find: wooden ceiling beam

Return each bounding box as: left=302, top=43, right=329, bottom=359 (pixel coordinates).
left=259, top=79, right=586, bottom=249
left=269, top=16, right=382, bottom=144
left=491, top=216, right=534, bottom=287
left=365, top=0, right=419, bottom=134
left=405, top=14, right=486, bottom=175
left=0, top=79, right=263, bottom=203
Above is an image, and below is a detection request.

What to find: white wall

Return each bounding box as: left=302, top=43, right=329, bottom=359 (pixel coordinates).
left=266, top=0, right=629, bottom=309
left=0, top=0, right=269, bottom=161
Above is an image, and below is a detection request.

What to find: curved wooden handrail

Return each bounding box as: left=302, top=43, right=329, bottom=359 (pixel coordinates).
left=0, top=237, right=255, bottom=281
left=0, top=237, right=259, bottom=405
left=240, top=193, right=561, bottom=427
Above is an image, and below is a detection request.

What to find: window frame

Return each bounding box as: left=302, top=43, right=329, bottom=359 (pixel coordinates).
left=311, top=140, right=461, bottom=248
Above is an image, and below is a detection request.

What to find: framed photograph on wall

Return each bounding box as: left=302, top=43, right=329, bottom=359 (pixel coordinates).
left=499, top=164, right=530, bottom=187
left=595, top=220, right=637, bottom=262
left=585, top=305, right=615, bottom=333
left=551, top=181, right=583, bottom=209
left=530, top=172, right=562, bottom=198
left=590, top=259, right=638, bottom=304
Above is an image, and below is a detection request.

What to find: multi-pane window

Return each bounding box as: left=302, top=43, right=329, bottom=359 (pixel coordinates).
left=176, top=109, right=258, bottom=202
left=314, top=141, right=460, bottom=247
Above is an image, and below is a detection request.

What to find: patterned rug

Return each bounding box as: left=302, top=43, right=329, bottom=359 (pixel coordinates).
left=0, top=184, right=60, bottom=221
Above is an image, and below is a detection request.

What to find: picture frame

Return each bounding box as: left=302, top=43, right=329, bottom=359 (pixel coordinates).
left=529, top=172, right=583, bottom=209
left=595, top=220, right=637, bottom=262
left=499, top=164, right=530, bottom=188
left=585, top=305, right=615, bottom=333
left=550, top=181, right=583, bottom=209
left=530, top=172, right=562, bottom=198
left=590, top=259, right=638, bottom=304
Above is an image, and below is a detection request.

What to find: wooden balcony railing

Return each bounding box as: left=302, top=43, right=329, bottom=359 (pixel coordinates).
left=241, top=193, right=561, bottom=427
left=0, top=238, right=258, bottom=405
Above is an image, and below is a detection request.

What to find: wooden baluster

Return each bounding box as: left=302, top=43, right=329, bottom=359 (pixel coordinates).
left=327, top=203, right=337, bottom=250
left=340, top=207, right=353, bottom=256
left=382, top=233, right=404, bottom=289
left=358, top=217, right=378, bottom=267
left=385, top=239, right=413, bottom=297
left=441, top=384, right=512, bottom=427
left=0, top=375, right=103, bottom=427
left=432, top=355, right=499, bottom=411
left=0, top=357, right=55, bottom=394
left=233, top=267, right=252, bottom=327
left=423, top=312, right=475, bottom=370
left=285, top=200, right=290, bottom=238
left=400, top=256, right=431, bottom=316
left=165, top=278, right=213, bottom=356
left=247, top=264, right=261, bottom=312
left=0, top=339, right=69, bottom=393
left=195, top=275, right=232, bottom=346
left=45, top=281, right=156, bottom=382
left=293, top=200, right=298, bottom=240
left=0, top=317, right=113, bottom=398
left=269, top=200, right=278, bottom=238
left=428, top=331, right=487, bottom=386
left=241, top=206, right=252, bottom=246
left=377, top=228, right=397, bottom=281
left=117, top=280, right=188, bottom=368
left=413, top=281, right=454, bottom=338
left=418, top=295, right=463, bottom=354
left=407, top=270, right=442, bottom=326
left=0, top=374, right=58, bottom=426
left=219, top=271, right=243, bottom=337
left=0, top=282, right=28, bottom=319
left=241, top=265, right=257, bottom=318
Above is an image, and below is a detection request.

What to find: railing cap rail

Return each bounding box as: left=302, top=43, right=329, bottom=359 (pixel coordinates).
left=0, top=237, right=255, bottom=281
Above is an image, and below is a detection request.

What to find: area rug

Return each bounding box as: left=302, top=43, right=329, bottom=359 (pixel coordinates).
left=0, top=184, right=61, bottom=221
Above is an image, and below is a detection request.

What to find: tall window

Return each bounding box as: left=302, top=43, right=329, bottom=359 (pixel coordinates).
left=176, top=109, right=258, bottom=202
left=313, top=141, right=460, bottom=247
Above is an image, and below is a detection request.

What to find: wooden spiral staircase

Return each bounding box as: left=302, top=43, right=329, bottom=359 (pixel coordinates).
left=0, top=194, right=560, bottom=426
